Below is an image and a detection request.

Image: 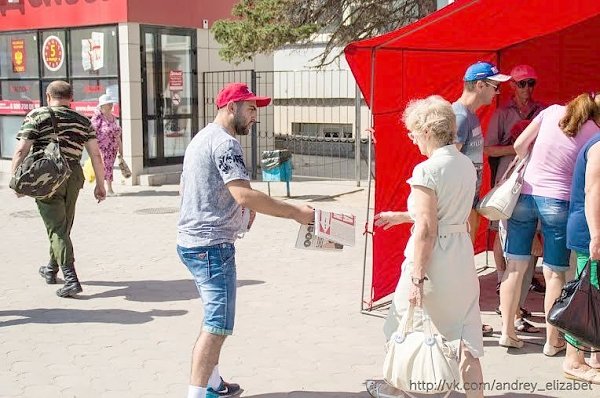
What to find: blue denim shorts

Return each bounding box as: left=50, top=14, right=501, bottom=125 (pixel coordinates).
left=505, top=194, right=570, bottom=271
left=177, top=243, right=237, bottom=335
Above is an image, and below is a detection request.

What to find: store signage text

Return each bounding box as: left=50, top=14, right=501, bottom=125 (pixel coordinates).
left=84, top=85, right=104, bottom=93
left=29, top=0, right=109, bottom=7
left=10, top=85, right=31, bottom=93
left=0, top=100, right=41, bottom=115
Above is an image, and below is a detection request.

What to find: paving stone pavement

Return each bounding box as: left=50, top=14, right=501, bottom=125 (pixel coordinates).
left=0, top=178, right=598, bottom=398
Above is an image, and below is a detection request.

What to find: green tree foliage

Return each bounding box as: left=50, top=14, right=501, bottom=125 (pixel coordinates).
left=213, top=0, right=437, bottom=67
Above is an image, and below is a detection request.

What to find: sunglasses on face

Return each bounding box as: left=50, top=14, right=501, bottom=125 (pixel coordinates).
left=516, top=79, right=536, bottom=89
left=484, top=81, right=500, bottom=93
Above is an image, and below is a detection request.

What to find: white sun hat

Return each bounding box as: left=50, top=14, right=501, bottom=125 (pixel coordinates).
left=98, top=94, right=117, bottom=107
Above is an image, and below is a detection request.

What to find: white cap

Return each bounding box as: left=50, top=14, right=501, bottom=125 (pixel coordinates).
left=98, top=94, right=117, bottom=107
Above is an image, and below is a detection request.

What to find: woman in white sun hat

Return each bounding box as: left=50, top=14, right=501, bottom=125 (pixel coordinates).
left=91, top=93, right=123, bottom=196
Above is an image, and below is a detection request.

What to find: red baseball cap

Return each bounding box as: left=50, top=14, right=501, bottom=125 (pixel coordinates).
left=216, top=82, right=271, bottom=108
left=510, top=65, right=538, bottom=82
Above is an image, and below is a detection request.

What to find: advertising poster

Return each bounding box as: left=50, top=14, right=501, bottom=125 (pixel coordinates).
left=82, top=32, right=104, bottom=72
left=43, top=35, right=64, bottom=72
left=11, top=39, right=26, bottom=73
left=168, top=70, right=184, bottom=92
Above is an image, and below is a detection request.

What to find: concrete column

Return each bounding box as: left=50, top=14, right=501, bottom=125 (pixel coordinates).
left=118, top=23, right=143, bottom=185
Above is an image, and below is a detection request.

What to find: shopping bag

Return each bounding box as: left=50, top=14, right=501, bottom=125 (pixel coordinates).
left=83, top=158, right=95, bottom=183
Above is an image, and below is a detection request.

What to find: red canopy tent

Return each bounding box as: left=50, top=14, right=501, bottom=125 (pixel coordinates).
left=345, top=0, right=600, bottom=304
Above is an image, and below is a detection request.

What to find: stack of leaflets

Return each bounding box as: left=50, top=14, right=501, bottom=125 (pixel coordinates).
left=295, top=209, right=356, bottom=251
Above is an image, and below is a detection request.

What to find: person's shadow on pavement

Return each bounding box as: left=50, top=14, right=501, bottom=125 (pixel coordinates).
left=0, top=308, right=187, bottom=327
left=80, top=279, right=265, bottom=302
left=242, top=393, right=371, bottom=398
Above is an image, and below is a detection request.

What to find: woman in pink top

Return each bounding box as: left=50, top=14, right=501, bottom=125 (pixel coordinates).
left=498, top=93, right=600, bottom=353
left=91, top=94, right=123, bottom=196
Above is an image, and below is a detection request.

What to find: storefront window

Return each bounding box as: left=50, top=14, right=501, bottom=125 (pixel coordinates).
left=164, top=118, right=191, bottom=157
left=41, top=30, right=67, bottom=78
left=0, top=32, right=39, bottom=79
left=0, top=116, right=22, bottom=158
left=70, top=26, right=119, bottom=78
left=0, top=80, right=40, bottom=115
left=0, top=26, right=120, bottom=159
left=72, top=78, right=119, bottom=117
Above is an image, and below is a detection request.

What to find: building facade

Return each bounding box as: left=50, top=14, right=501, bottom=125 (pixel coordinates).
left=0, top=0, right=272, bottom=185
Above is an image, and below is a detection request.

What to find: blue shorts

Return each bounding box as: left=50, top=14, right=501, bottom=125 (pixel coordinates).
left=177, top=243, right=237, bottom=335
left=505, top=194, right=570, bottom=271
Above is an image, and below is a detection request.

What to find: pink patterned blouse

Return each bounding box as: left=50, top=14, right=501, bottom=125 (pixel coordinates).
left=91, top=109, right=122, bottom=182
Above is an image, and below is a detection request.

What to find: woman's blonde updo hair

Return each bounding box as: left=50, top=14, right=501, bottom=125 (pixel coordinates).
left=402, top=95, right=456, bottom=146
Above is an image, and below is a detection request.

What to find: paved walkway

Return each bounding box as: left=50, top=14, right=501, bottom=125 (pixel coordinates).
left=0, top=178, right=597, bottom=397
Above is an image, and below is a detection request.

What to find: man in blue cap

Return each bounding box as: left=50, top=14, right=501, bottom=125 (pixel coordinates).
left=453, top=61, right=511, bottom=337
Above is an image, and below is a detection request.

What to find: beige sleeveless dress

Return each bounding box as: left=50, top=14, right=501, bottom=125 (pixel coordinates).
left=383, top=145, right=484, bottom=358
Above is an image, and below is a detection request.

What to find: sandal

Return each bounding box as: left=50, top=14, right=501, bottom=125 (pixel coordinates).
left=585, top=358, right=600, bottom=369
left=499, top=334, right=524, bottom=348
left=544, top=341, right=567, bottom=356
left=515, top=318, right=539, bottom=333
left=366, top=380, right=403, bottom=398
left=519, top=307, right=532, bottom=319
left=482, top=323, right=494, bottom=337
left=563, top=367, right=600, bottom=384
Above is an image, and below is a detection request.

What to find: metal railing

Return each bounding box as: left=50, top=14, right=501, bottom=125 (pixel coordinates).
left=203, top=70, right=372, bottom=181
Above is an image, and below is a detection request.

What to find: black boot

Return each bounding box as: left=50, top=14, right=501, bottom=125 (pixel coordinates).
left=56, top=264, right=83, bottom=298
left=39, top=263, right=59, bottom=284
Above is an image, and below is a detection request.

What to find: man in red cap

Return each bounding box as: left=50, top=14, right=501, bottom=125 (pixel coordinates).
left=177, top=82, right=314, bottom=398
left=484, top=64, right=546, bottom=335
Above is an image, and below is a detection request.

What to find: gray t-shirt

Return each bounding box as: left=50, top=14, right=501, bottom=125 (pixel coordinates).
left=177, top=123, right=250, bottom=248
left=452, top=101, right=483, bottom=165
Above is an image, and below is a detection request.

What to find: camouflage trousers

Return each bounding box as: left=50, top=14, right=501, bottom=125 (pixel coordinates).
left=35, top=163, right=84, bottom=267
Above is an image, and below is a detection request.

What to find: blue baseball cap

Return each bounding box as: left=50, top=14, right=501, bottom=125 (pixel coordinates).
left=464, top=61, right=511, bottom=82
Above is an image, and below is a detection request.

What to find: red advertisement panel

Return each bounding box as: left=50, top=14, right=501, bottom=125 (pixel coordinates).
left=0, top=100, right=41, bottom=115
left=71, top=101, right=120, bottom=118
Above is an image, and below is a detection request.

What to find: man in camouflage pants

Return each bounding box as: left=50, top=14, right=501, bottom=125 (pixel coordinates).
left=11, top=81, right=106, bottom=297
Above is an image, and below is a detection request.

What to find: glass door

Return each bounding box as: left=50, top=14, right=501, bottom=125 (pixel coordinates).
left=141, top=27, right=197, bottom=166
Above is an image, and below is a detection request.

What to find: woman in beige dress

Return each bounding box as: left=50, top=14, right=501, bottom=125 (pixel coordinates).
left=367, top=96, right=484, bottom=398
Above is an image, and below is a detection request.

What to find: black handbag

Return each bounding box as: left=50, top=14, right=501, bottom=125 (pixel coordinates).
left=547, top=259, right=600, bottom=348
left=10, top=107, right=71, bottom=199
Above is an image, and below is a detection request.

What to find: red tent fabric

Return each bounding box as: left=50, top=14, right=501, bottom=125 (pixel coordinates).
left=345, top=0, right=600, bottom=303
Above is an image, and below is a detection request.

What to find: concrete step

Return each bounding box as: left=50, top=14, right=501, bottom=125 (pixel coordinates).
left=137, top=171, right=181, bottom=186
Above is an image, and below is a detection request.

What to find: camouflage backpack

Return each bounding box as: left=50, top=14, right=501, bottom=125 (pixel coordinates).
left=10, top=108, right=71, bottom=199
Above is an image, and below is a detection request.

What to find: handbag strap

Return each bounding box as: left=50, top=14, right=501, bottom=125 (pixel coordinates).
left=498, top=153, right=530, bottom=183
left=46, top=107, right=61, bottom=146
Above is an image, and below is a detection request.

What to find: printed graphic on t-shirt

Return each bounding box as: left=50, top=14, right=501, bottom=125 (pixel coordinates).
left=218, top=150, right=246, bottom=175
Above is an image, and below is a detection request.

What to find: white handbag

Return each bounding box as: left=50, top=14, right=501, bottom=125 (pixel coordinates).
left=477, top=154, right=529, bottom=221
left=383, top=304, right=461, bottom=397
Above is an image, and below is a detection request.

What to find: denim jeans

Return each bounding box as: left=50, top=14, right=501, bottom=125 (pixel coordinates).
left=177, top=243, right=237, bottom=335
left=505, top=194, right=570, bottom=270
